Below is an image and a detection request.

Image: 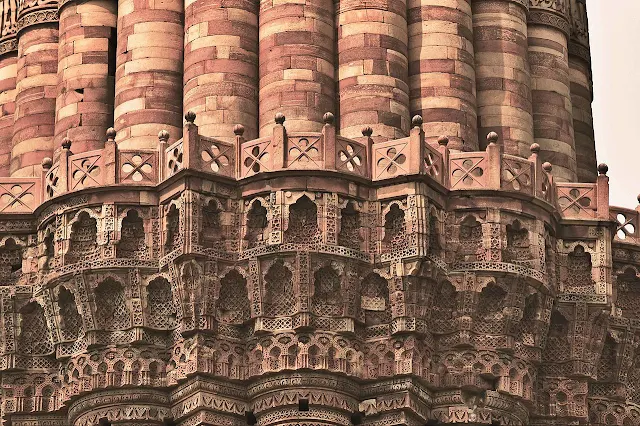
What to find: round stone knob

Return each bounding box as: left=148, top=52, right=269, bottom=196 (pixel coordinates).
left=542, top=162, right=553, bottom=173
left=362, top=126, right=373, bottom=137
left=61, top=137, right=72, bottom=150
left=323, top=112, right=335, bottom=125
left=411, top=115, right=423, bottom=128
left=233, top=124, right=245, bottom=136
left=274, top=112, right=286, bottom=125
left=185, top=110, right=196, bottom=123
left=438, top=136, right=449, bottom=146
left=106, top=127, right=116, bottom=140
left=530, top=143, right=540, bottom=154
left=158, top=129, right=170, bottom=142
left=486, top=132, right=499, bottom=145
left=42, top=157, right=53, bottom=170
left=597, top=163, right=608, bottom=176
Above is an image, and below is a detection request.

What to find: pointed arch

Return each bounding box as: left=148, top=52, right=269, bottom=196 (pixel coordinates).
left=245, top=199, right=268, bottom=248
left=66, top=211, right=99, bottom=264
left=58, top=286, right=82, bottom=341
left=285, top=195, right=321, bottom=244
left=18, top=302, right=53, bottom=356
left=217, top=270, right=250, bottom=324
left=338, top=201, right=362, bottom=250
left=118, top=209, right=147, bottom=259
left=263, top=259, right=296, bottom=317
left=146, top=277, right=177, bottom=329
left=95, top=279, right=131, bottom=330
left=312, top=264, right=342, bottom=317
left=360, top=273, right=391, bottom=326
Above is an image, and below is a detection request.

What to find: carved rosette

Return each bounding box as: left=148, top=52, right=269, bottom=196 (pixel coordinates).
left=529, top=0, right=571, bottom=36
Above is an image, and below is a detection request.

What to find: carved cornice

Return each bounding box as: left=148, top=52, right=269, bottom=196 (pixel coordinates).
left=0, top=36, right=16, bottom=56
left=529, top=1, right=570, bottom=36
left=67, top=389, right=169, bottom=425
left=569, top=40, right=591, bottom=64
left=16, top=2, right=58, bottom=34
left=570, top=0, right=589, bottom=46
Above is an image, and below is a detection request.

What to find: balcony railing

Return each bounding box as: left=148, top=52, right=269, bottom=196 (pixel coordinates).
left=0, top=112, right=613, bottom=223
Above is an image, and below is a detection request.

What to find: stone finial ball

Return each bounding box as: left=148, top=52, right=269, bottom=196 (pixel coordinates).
left=362, top=126, right=373, bottom=137
left=530, top=143, right=540, bottom=154
left=542, top=162, right=553, bottom=172
left=274, top=112, right=286, bottom=125
left=438, top=136, right=449, bottom=146
left=42, top=157, right=53, bottom=169
left=158, top=129, right=170, bottom=142
left=411, top=115, right=423, bottom=128
left=597, top=163, right=609, bottom=175
left=486, top=132, right=499, bottom=145
left=323, top=112, right=335, bottom=125
left=61, top=137, right=72, bottom=149
left=185, top=110, right=196, bottom=123
left=233, top=124, right=245, bottom=136
left=106, top=127, right=116, bottom=140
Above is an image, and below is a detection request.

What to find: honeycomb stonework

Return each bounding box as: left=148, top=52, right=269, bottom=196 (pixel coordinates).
left=0, top=1, right=638, bottom=426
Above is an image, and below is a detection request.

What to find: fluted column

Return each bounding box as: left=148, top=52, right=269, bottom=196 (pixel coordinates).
left=336, top=0, right=409, bottom=140
left=569, top=0, right=596, bottom=183
left=258, top=0, right=335, bottom=136
left=528, top=3, right=576, bottom=182
left=11, top=13, right=58, bottom=176
left=407, top=0, right=477, bottom=151
left=0, top=52, right=16, bottom=176
left=472, top=0, right=534, bottom=156
left=55, top=0, right=117, bottom=153
left=114, top=0, right=183, bottom=149
left=184, top=0, right=258, bottom=141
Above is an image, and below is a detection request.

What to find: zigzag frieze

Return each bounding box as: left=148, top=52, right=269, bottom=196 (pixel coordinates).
left=171, top=392, right=246, bottom=419
left=251, top=389, right=355, bottom=414
left=74, top=405, right=172, bottom=426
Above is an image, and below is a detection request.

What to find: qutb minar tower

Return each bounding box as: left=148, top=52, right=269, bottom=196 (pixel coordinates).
left=0, top=0, right=639, bottom=425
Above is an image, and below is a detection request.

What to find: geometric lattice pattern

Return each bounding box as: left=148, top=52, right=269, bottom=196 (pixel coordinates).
left=94, top=279, right=131, bottom=330
left=18, top=302, right=53, bottom=356
left=146, top=278, right=176, bottom=329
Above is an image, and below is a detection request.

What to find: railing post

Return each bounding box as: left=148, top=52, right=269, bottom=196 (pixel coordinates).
left=183, top=111, right=198, bottom=170
left=528, top=143, right=542, bottom=198
left=272, top=112, right=286, bottom=170
left=234, top=124, right=245, bottom=180
left=409, top=115, right=424, bottom=174
left=596, top=163, right=610, bottom=220
left=59, top=137, right=72, bottom=193
left=41, top=157, right=52, bottom=201
left=363, top=126, right=373, bottom=179
left=322, top=112, right=336, bottom=171
left=104, top=128, right=117, bottom=184
left=437, top=135, right=450, bottom=188
left=486, top=132, right=501, bottom=189
left=158, top=130, right=170, bottom=180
